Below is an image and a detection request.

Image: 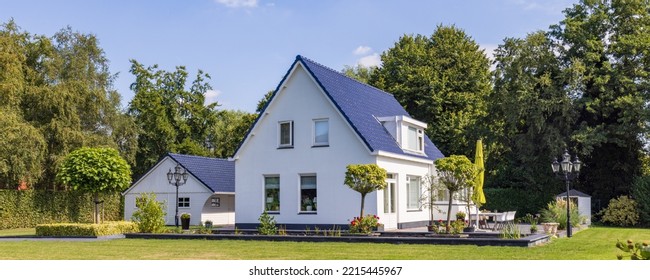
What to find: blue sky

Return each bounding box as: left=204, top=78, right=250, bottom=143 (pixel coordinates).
left=1, top=0, right=576, bottom=113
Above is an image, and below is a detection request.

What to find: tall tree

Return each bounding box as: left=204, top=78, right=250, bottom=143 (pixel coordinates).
left=256, top=90, right=274, bottom=114
left=342, top=64, right=376, bottom=84
left=0, top=110, right=46, bottom=188
left=208, top=109, right=256, bottom=158
left=550, top=0, right=650, bottom=204
left=128, top=60, right=219, bottom=176
left=0, top=21, right=130, bottom=189
left=371, top=25, right=492, bottom=157
left=487, top=31, right=575, bottom=193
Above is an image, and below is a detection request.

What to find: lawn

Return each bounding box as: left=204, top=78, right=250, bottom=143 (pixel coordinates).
left=0, top=226, right=648, bottom=260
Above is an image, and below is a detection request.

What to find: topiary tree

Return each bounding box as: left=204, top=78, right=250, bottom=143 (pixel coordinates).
left=435, top=155, right=476, bottom=230
left=56, top=147, right=131, bottom=223
left=344, top=164, right=387, bottom=218
left=131, top=193, right=167, bottom=233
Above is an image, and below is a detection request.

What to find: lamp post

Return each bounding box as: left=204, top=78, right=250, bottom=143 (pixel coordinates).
left=551, top=149, right=582, bottom=238
left=167, top=164, right=188, bottom=228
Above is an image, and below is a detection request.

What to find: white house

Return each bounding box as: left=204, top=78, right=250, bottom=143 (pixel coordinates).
left=232, top=55, right=470, bottom=230
left=123, top=153, right=235, bottom=226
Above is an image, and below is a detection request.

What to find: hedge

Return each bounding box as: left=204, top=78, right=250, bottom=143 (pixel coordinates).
left=35, top=221, right=137, bottom=237
left=482, top=188, right=555, bottom=218
left=0, top=190, right=123, bottom=230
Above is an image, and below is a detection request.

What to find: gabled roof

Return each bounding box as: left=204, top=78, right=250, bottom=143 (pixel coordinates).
left=557, top=189, right=591, bottom=198
left=235, top=55, right=444, bottom=161
left=168, top=153, right=235, bottom=193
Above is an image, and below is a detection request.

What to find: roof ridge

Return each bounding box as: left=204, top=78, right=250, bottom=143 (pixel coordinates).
left=168, top=153, right=229, bottom=161
left=297, top=55, right=394, bottom=97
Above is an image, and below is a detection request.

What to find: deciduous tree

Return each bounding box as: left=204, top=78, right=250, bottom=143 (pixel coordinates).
left=344, top=164, right=387, bottom=218
left=56, top=147, right=131, bottom=223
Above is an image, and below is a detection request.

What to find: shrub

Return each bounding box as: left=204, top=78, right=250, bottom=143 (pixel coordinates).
left=35, top=221, right=137, bottom=237
left=483, top=188, right=553, bottom=218
left=616, top=239, right=650, bottom=260
left=257, top=211, right=277, bottom=235
left=131, top=193, right=167, bottom=233
left=599, top=196, right=639, bottom=227
left=632, top=176, right=650, bottom=226
left=500, top=223, right=521, bottom=239
left=349, top=215, right=380, bottom=234
left=540, top=199, right=580, bottom=230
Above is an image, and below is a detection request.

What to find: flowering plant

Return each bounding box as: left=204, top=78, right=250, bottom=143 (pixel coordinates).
left=349, top=215, right=380, bottom=234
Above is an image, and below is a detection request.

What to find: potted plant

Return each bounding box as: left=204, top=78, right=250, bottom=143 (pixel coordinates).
left=456, top=211, right=466, bottom=221
left=180, top=213, right=191, bottom=230
left=302, top=197, right=314, bottom=211
left=523, top=213, right=539, bottom=234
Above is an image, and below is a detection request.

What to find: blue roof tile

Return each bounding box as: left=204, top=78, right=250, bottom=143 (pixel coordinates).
left=297, top=55, right=444, bottom=161
left=168, top=153, right=234, bottom=193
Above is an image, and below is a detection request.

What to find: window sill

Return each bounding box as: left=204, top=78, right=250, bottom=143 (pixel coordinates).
left=298, top=211, right=317, bottom=215
left=311, top=144, right=329, bottom=148
left=406, top=209, right=422, bottom=212
left=277, top=146, right=294, bottom=149
left=266, top=211, right=280, bottom=215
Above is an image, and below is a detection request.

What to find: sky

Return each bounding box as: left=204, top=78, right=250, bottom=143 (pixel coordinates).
left=1, top=0, right=577, bottom=113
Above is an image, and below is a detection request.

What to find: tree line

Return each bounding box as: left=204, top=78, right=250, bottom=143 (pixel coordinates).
left=0, top=19, right=255, bottom=189
left=1, top=0, right=648, bottom=211
left=349, top=0, right=650, bottom=209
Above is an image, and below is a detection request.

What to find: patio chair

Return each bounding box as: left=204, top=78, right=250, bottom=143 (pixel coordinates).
left=505, top=211, right=516, bottom=226
left=493, top=212, right=508, bottom=230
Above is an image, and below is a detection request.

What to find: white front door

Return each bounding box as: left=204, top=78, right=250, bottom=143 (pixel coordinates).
left=383, top=174, right=398, bottom=230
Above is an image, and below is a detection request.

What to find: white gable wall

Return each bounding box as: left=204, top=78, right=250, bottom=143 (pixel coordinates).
left=235, top=64, right=375, bottom=227
left=124, top=156, right=214, bottom=225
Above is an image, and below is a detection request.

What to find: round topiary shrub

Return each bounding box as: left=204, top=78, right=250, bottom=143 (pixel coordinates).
left=599, top=196, right=639, bottom=227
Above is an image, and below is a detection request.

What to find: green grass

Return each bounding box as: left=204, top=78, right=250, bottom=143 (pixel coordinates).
left=0, top=226, right=648, bottom=260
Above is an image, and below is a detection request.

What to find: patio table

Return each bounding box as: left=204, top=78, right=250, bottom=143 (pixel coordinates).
left=471, top=212, right=502, bottom=230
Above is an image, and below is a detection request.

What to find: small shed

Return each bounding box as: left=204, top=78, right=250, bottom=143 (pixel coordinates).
left=556, top=189, right=591, bottom=225
left=123, top=153, right=235, bottom=226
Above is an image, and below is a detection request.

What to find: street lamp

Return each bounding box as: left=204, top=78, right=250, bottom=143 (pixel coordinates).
left=551, top=149, right=582, bottom=238
left=167, top=164, right=189, bottom=228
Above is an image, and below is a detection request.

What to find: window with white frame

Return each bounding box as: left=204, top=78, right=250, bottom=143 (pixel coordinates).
left=300, top=175, right=317, bottom=212
left=406, top=175, right=420, bottom=210
left=264, top=176, right=280, bottom=212
left=313, top=119, right=329, bottom=146
left=178, top=197, right=190, bottom=208
left=406, top=126, right=424, bottom=152
left=278, top=121, right=293, bottom=148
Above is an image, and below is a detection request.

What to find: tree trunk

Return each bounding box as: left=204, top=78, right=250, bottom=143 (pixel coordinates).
left=360, top=193, right=366, bottom=218
left=94, top=193, right=100, bottom=224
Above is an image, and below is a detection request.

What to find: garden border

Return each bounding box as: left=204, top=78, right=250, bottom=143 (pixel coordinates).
left=124, top=231, right=551, bottom=247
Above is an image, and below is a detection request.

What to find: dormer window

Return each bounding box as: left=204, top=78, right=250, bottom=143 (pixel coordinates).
left=406, top=126, right=424, bottom=153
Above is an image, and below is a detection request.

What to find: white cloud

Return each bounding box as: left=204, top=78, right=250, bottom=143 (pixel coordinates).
left=353, top=46, right=372, bottom=56
left=215, top=0, right=258, bottom=8
left=357, top=53, right=382, bottom=68
left=205, top=89, right=222, bottom=105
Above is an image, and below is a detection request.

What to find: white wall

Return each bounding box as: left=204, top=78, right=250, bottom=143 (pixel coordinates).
left=376, top=155, right=432, bottom=229
left=123, top=157, right=215, bottom=225
left=235, top=63, right=375, bottom=227
left=201, top=194, right=235, bottom=225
